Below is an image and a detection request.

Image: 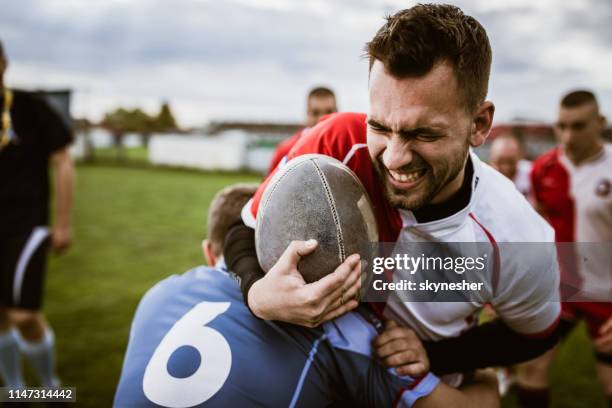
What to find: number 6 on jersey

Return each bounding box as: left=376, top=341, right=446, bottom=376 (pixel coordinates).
left=143, top=301, right=232, bottom=407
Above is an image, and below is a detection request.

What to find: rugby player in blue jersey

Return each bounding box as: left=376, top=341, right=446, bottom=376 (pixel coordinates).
left=114, top=184, right=499, bottom=407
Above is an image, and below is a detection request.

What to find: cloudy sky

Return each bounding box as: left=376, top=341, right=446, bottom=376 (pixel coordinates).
left=1, top=0, right=611, bottom=127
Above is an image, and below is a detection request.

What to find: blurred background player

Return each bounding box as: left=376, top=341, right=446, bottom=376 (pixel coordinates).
left=518, top=90, right=612, bottom=408
left=489, top=132, right=532, bottom=198
left=114, top=183, right=500, bottom=407
left=0, top=39, right=74, bottom=388
left=267, top=86, right=337, bottom=174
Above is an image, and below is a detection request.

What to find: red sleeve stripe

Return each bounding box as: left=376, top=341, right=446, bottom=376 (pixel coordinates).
left=468, top=213, right=501, bottom=295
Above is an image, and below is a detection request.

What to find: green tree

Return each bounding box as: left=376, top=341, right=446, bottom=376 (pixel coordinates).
left=153, top=101, right=177, bottom=132
left=102, top=108, right=155, bottom=156
left=101, top=102, right=180, bottom=154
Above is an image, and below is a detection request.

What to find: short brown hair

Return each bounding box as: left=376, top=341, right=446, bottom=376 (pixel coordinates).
left=561, top=90, right=598, bottom=109
left=207, top=183, right=258, bottom=257
left=366, top=4, right=492, bottom=112
left=308, top=86, right=335, bottom=101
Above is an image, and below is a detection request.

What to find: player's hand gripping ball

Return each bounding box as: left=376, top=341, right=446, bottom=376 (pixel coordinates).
left=256, top=154, right=378, bottom=283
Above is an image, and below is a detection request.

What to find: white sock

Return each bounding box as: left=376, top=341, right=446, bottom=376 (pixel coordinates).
left=0, top=329, right=24, bottom=387
left=18, top=328, right=60, bottom=387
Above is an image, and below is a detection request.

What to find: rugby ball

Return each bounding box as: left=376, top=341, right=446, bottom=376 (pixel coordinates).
left=255, top=154, right=378, bottom=283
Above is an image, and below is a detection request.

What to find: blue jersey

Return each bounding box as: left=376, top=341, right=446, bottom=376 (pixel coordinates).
left=114, top=265, right=439, bottom=407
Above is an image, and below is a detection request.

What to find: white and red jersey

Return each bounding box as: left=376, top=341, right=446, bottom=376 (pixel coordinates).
left=531, top=144, right=612, bottom=297
left=244, top=112, right=560, bottom=342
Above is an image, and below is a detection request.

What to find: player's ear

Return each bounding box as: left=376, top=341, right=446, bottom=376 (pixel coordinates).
left=599, top=114, right=607, bottom=131
left=202, top=239, right=216, bottom=266
left=469, top=101, right=495, bottom=147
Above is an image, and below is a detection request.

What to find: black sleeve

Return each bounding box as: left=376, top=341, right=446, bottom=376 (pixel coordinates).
left=34, top=94, right=73, bottom=153
left=424, top=318, right=562, bottom=375
left=223, top=219, right=265, bottom=311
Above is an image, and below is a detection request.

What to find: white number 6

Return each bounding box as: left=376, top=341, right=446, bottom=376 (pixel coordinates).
left=143, top=301, right=232, bottom=407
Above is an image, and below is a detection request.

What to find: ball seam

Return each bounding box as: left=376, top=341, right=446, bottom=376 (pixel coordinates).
left=311, top=159, right=346, bottom=264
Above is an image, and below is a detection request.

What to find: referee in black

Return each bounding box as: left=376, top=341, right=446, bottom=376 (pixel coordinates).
left=0, top=39, right=74, bottom=388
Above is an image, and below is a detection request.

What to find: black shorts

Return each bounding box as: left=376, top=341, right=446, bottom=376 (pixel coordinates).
left=0, top=227, right=50, bottom=310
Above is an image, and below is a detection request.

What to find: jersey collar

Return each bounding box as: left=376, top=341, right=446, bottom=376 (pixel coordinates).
left=215, top=259, right=229, bottom=274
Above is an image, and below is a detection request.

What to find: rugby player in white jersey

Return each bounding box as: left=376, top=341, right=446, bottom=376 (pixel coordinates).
left=224, top=4, right=561, bottom=386
left=518, top=90, right=612, bottom=407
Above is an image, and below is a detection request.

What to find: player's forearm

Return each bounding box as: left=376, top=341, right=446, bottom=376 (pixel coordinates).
left=415, top=369, right=499, bottom=408
left=424, top=319, right=560, bottom=375
left=456, top=369, right=500, bottom=408
left=52, top=149, right=74, bottom=229
left=223, top=219, right=265, bottom=306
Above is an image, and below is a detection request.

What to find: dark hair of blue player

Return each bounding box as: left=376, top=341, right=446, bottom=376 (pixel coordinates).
left=207, top=184, right=258, bottom=257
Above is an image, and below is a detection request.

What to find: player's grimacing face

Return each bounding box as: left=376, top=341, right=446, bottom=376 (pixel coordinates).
left=367, top=60, right=472, bottom=211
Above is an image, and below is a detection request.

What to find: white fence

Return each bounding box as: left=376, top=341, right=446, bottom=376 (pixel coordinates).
left=246, top=147, right=275, bottom=173
left=73, top=128, right=278, bottom=173
left=149, top=133, right=247, bottom=171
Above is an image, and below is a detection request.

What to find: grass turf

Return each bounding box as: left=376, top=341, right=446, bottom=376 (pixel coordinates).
left=46, top=163, right=260, bottom=406
left=43, top=163, right=603, bottom=407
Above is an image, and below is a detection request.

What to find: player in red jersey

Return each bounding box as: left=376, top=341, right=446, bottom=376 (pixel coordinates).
left=267, top=87, right=337, bottom=174
left=518, top=90, right=612, bottom=408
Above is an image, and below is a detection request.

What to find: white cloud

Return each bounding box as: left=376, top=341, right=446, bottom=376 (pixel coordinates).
left=1, top=0, right=611, bottom=126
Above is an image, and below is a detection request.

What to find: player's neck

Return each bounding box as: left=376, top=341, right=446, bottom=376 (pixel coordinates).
left=413, top=157, right=473, bottom=223
left=566, top=141, right=604, bottom=166
left=430, top=158, right=468, bottom=205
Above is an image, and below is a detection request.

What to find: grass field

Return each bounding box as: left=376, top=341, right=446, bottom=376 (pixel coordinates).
left=46, top=164, right=260, bottom=406
left=42, top=163, right=604, bottom=407
left=91, top=146, right=149, bottom=163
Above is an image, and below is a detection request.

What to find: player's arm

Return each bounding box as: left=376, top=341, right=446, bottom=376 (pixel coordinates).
left=224, top=223, right=361, bottom=326
left=326, top=316, right=498, bottom=408
left=37, top=94, right=74, bottom=254
left=423, top=318, right=560, bottom=375
left=343, top=358, right=499, bottom=408
left=594, top=317, right=612, bottom=354
left=373, top=316, right=560, bottom=376
left=50, top=146, right=74, bottom=253
left=414, top=370, right=500, bottom=408
left=376, top=255, right=561, bottom=375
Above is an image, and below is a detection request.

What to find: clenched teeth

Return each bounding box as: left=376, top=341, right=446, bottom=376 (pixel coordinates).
left=389, top=169, right=425, bottom=183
